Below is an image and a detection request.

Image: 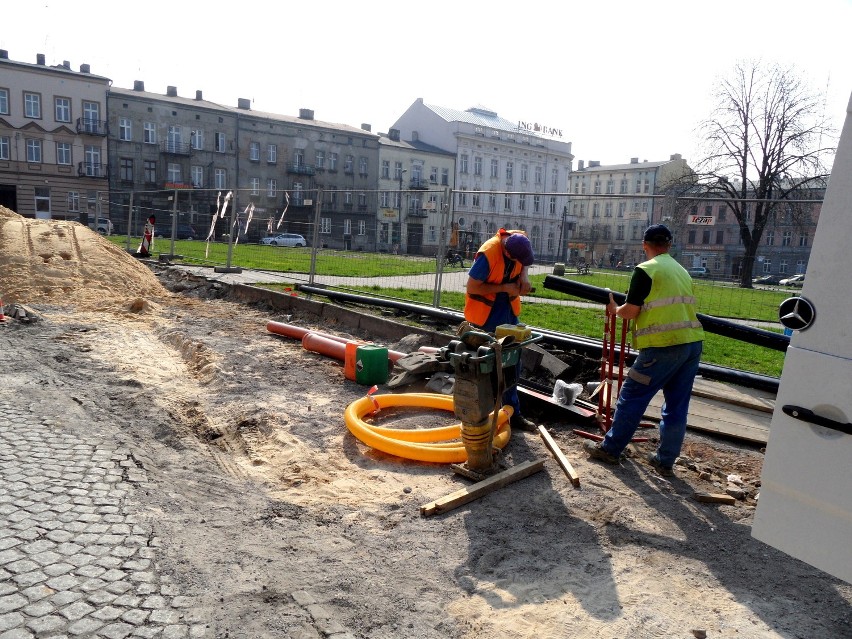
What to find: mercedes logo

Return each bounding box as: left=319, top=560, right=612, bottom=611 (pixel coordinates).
left=778, top=296, right=816, bottom=331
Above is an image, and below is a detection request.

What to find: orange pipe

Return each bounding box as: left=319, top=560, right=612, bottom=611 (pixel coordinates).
left=268, top=321, right=407, bottom=361
left=302, top=332, right=347, bottom=360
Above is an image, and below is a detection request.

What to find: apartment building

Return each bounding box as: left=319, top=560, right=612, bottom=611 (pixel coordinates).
left=377, top=129, right=455, bottom=255
left=568, top=155, right=692, bottom=266
left=108, top=83, right=380, bottom=245
left=391, top=99, right=574, bottom=261
left=0, top=51, right=110, bottom=224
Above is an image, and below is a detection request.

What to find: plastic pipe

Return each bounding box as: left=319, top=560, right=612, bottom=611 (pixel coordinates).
left=344, top=393, right=512, bottom=463
left=302, top=332, right=346, bottom=360
left=268, top=320, right=407, bottom=362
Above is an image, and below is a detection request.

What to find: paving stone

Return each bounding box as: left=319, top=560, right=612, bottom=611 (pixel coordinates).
left=22, top=598, right=54, bottom=617
left=99, top=622, right=135, bottom=639
left=58, top=599, right=95, bottom=621
left=25, top=614, right=65, bottom=635
left=111, top=595, right=140, bottom=607
left=67, top=615, right=104, bottom=635
left=162, top=625, right=189, bottom=639
left=46, top=575, right=81, bottom=591
left=0, top=612, right=25, bottom=633
left=10, top=571, right=47, bottom=588
left=91, top=606, right=124, bottom=621
left=86, top=590, right=117, bottom=606
left=0, top=626, right=35, bottom=639
left=150, top=609, right=180, bottom=625
left=19, top=585, right=53, bottom=602
left=129, top=626, right=162, bottom=637
left=50, top=590, right=83, bottom=606
left=119, top=609, right=149, bottom=626
left=0, top=594, right=27, bottom=614
left=140, top=596, right=166, bottom=610
left=42, top=562, right=75, bottom=577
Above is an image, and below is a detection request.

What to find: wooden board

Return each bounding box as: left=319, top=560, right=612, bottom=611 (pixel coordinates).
left=645, top=392, right=770, bottom=445
left=537, top=426, right=580, bottom=487
left=420, top=459, right=546, bottom=517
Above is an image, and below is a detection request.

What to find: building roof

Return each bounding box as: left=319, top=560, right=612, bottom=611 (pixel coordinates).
left=575, top=159, right=676, bottom=172
left=378, top=134, right=455, bottom=157
left=422, top=102, right=519, bottom=132
left=0, top=56, right=110, bottom=83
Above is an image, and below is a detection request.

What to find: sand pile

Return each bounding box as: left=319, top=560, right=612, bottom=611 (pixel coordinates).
left=0, top=206, right=166, bottom=309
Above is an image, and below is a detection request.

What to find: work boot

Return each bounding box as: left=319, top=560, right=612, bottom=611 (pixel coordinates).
left=511, top=414, right=538, bottom=432
left=646, top=452, right=675, bottom=477
left=584, top=440, right=621, bottom=465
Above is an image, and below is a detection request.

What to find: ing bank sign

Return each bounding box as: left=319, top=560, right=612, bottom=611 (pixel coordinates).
left=518, top=120, right=563, bottom=138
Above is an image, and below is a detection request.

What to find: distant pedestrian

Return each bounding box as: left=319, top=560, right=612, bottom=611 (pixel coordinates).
left=585, top=224, right=705, bottom=476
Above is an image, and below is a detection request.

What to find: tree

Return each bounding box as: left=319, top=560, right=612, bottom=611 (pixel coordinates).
left=694, top=60, right=834, bottom=287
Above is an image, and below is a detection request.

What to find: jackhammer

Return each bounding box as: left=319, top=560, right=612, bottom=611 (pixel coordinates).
left=438, top=326, right=541, bottom=480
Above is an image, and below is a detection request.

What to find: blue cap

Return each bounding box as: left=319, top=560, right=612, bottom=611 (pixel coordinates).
left=505, top=234, right=534, bottom=266
left=643, top=224, right=672, bottom=242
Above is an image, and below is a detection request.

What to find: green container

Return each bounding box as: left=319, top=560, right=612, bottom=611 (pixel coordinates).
left=355, top=345, right=389, bottom=385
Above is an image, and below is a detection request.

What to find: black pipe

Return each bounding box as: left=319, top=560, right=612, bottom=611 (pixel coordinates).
left=544, top=275, right=789, bottom=352
left=296, top=284, right=780, bottom=393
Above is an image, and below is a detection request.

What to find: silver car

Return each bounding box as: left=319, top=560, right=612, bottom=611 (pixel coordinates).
left=260, top=233, right=307, bottom=247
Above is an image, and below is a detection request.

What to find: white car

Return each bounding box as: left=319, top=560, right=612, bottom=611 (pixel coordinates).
left=779, top=273, right=805, bottom=287
left=88, top=217, right=114, bottom=235
left=260, top=233, right=307, bottom=247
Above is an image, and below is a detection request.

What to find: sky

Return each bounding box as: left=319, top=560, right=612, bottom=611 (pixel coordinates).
left=4, top=0, right=851, bottom=168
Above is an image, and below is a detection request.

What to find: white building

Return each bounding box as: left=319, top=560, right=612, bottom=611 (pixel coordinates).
left=392, top=99, right=574, bottom=261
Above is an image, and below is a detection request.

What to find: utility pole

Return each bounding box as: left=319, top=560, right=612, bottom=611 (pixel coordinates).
left=397, top=168, right=407, bottom=253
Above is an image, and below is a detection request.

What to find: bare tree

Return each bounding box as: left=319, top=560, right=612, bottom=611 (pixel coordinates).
left=695, top=60, right=834, bottom=287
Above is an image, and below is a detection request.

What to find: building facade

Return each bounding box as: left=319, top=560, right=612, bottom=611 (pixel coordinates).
left=391, top=99, right=574, bottom=261
left=568, top=155, right=692, bottom=266
left=0, top=51, right=110, bottom=225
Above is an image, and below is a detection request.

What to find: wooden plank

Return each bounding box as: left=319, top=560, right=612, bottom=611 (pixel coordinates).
left=537, top=425, right=580, bottom=487
left=694, top=492, right=737, bottom=505
left=645, top=393, right=770, bottom=445
left=517, top=385, right=596, bottom=422
left=420, top=459, right=546, bottom=517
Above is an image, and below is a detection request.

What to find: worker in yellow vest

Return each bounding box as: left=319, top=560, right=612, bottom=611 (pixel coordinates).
left=464, top=228, right=538, bottom=432
left=585, top=224, right=705, bottom=476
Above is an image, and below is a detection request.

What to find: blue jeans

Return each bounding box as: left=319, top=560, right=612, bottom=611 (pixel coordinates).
left=600, top=340, right=703, bottom=466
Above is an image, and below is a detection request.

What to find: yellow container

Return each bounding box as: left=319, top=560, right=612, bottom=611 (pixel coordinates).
left=495, top=323, right=532, bottom=342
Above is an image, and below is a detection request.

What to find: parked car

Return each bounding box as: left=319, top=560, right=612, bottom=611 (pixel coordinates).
left=260, top=233, right=307, bottom=247
left=88, top=217, right=114, bottom=235
left=753, top=274, right=784, bottom=285
left=779, top=273, right=806, bottom=287
left=155, top=224, right=197, bottom=240
left=687, top=267, right=710, bottom=278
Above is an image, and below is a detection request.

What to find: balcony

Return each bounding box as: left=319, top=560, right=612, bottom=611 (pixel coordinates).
left=287, top=163, right=316, bottom=176
left=160, top=142, right=192, bottom=156
left=409, top=177, right=431, bottom=190
left=408, top=209, right=428, bottom=218
left=78, top=162, right=108, bottom=178
left=76, top=118, right=108, bottom=136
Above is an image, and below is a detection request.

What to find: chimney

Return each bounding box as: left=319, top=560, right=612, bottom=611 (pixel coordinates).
left=630, top=157, right=639, bottom=164
left=298, top=108, right=314, bottom=120
left=578, top=160, right=584, bottom=170
left=0, top=50, right=8, bottom=60
left=589, top=160, right=600, bottom=168
left=62, top=60, right=71, bottom=69
left=166, top=86, right=177, bottom=97
left=133, top=80, right=145, bottom=91
left=37, top=53, right=45, bottom=65
left=670, top=153, right=682, bottom=160
left=389, top=128, right=400, bottom=142
left=195, top=90, right=203, bottom=101
left=80, top=63, right=90, bottom=73
left=238, top=98, right=251, bottom=110
left=361, top=123, right=371, bottom=132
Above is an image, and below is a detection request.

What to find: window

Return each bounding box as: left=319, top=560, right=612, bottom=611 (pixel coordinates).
left=606, top=179, right=614, bottom=195
left=144, top=160, right=157, bottom=183
left=382, top=160, right=390, bottom=179
left=763, top=260, right=772, bottom=274
left=799, top=233, right=809, bottom=247
left=34, top=187, right=50, bottom=216
left=320, top=217, right=331, bottom=234
left=394, top=162, right=403, bottom=180
left=344, top=190, right=353, bottom=205
left=797, top=259, right=806, bottom=274
left=358, top=220, right=366, bottom=236
left=617, top=224, right=625, bottom=240
left=779, top=260, right=789, bottom=274
left=247, top=177, right=258, bottom=195
left=329, top=152, right=338, bottom=171
left=380, top=191, right=390, bottom=208
left=490, top=159, right=498, bottom=178
left=782, top=230, right=792, bottom=246
left=359, top=157, right=368, bottom=176
left=506, top=162, right=513, bottom=182
left=267, top=179, right=277, bottom=197
left=644, top=179, right=650, bottom=193
left=24, top=92, right=41, bottom=118
left=472, top=189, right=481, bottom=208
left=620, top=178, right=628, bottom=194
left=521, top=164, right=528, bottom=182
left=0, top=136, right=9, bottom=160
left=718, top=205, right=727, bottom=221
left=460, top=154, right=468, bottom=174
left=716, top=230, right=724, bottom=244
left=504, top=193, right=512, bottom=211
left=144, top=123, right=157, bottom=144
left=441, top=168, right=449, bottom=185
left=267, top=144, right=277, bottom=163
left=294, top=150, right=304, bottom=167
left=635, top=179, right=642, bottom=194
left=618, top=202, right=626, bottom=218
left=592, top=203, right=600, bottom=218
left=119, top=118, right=132, bottom=141
left=191, top=129, right=204, bottom=150
left=249, top=142, right=260, bottom=161
left=214, top=168, right=227, bottom=189
left=533, top=195, right=541, bottom=213
left=344, top=155, right=354, bottom=173
left=166, top=126, right=182, bottom=153
left=534, top=166, right=542, bottom=184
left=473, top=156, right=482, bottom=176
left=604, top=203, right=612, bottom=217
left=82, top=101, right=100, bottom=132
left=430, top=166, right=437, bottom=183
left=688, top=230, right=696, bottom=243
left=67, top=191, right=80, bottom=212
left=343, top=219, right=352, bottom=236
left=549, top=197, right=556, bottom=215
left=56, top=142, right=72, bottom=165
left=358, top=192, right=367, bottom=207
left=316, top=151, right=325, bottom=169
left=593, top=180, right=601, bottom=194
left=215, top=132, right=225, bottom=152
left=0, top=88, right=8, bottom=115
left=766, top=231, right=774, bottom=245
left=55, top=97, right=71, bottom=123
left=702, top=229, right=711, bottom=244
left=168, top=163, right=181, bottom=183
left=191, top=166, right=204, bottom=188
left=120, top=158, right=133, bottom=181
left=26, top=139, right=42, bottom=163
left=552, top=169, right=559, bottom=190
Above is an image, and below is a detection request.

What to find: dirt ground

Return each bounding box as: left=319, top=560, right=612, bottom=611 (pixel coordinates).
left=2, top=206, right=851, bottom=639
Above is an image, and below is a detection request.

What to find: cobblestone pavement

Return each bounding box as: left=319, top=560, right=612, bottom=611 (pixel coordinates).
left=0, top=398, right=208, bottom=639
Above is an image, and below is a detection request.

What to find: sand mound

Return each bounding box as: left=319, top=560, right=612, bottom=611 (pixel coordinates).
left=0, top=206, right=166, bottom=309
